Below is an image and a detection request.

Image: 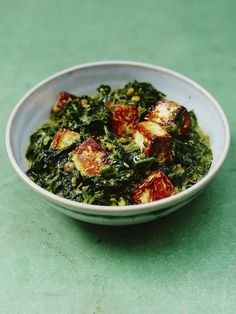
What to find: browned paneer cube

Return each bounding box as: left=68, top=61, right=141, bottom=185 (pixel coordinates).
left=50, top=128, right=80, bottom=150
left=132, top=170, right=175, bottom=204
left=72, top=138, right=110, bottom=176
left=52, top=91, right=77, bottom=113
left=107, top=102, right=138, bottom=137
left=133, top=121, right=172, bottom=163
left=145, top=99, right=192, bottom=136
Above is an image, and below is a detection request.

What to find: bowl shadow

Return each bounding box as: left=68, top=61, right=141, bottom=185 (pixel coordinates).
left=73, top=185, right=215, bottom=252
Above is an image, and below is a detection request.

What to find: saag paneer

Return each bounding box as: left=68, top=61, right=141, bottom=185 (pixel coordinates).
left=26, top=81, right=212, bottom=205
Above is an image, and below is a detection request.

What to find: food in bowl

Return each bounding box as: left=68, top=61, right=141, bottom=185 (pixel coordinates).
left=26, top=80, right=213, bottom=206
left=6, top=61, right=230, bottom=225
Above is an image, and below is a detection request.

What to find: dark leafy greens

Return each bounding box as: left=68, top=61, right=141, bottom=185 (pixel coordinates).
left=26, top=81, right=212, bottom=205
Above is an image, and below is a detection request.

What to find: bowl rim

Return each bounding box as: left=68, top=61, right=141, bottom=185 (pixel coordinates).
left=5, top=60, right=231, bottom=216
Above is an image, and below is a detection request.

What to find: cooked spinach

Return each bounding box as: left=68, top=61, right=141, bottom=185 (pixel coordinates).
left=26, top=81, right=212, bottom=205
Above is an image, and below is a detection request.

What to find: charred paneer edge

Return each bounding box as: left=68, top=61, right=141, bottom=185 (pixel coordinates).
left=132, top=170, right=175, bottom=204
left=52, top=91, right=78, bottom=113
left=72, top=138, right=110, bottom=176
left=51, top=128, right=80, bottom=149
left=26, top=80, right=213, bottom=205
left=145, top=99, right=192, bottom=136
left=133, top=121, right=173, bottom=163
left=107, top=102, right=138, bottom=137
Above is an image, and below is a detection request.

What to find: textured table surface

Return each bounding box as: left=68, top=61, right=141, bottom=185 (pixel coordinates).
left=0, top=0, right=235, bottom=313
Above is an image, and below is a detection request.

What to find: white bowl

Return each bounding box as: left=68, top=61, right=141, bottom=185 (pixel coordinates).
left=5, top=61, right=230, bottom=225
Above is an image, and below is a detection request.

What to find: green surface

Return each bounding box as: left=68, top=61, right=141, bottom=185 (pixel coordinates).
left=0, top=0, right=235, bottom=313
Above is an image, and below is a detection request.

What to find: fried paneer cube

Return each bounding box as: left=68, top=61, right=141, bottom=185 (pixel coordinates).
left=51, top=128, right=80, bottom=149
left=145, top=99, right=192, bottom=136
left=52, top=91, right=77, bottom=113
left=107, top=102, right=138, bottom=136
left=132, top=170, right=175, bottom=204
left=72, top=138, right=110, bottom=176
left=133, top=121, right=172, bottom=163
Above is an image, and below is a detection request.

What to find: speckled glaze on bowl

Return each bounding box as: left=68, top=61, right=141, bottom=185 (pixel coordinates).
left=6, top=61, right=230, bottom=225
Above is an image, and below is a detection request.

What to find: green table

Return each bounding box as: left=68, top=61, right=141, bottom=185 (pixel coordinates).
left=1, top=0, right=235, bottom=313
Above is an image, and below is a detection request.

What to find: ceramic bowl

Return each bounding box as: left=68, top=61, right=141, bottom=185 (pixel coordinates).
left=6, top=61, right=230, bottom=225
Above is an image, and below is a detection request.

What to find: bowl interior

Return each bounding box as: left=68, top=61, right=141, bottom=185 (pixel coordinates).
left=9, top=63, right=226, bottom=177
